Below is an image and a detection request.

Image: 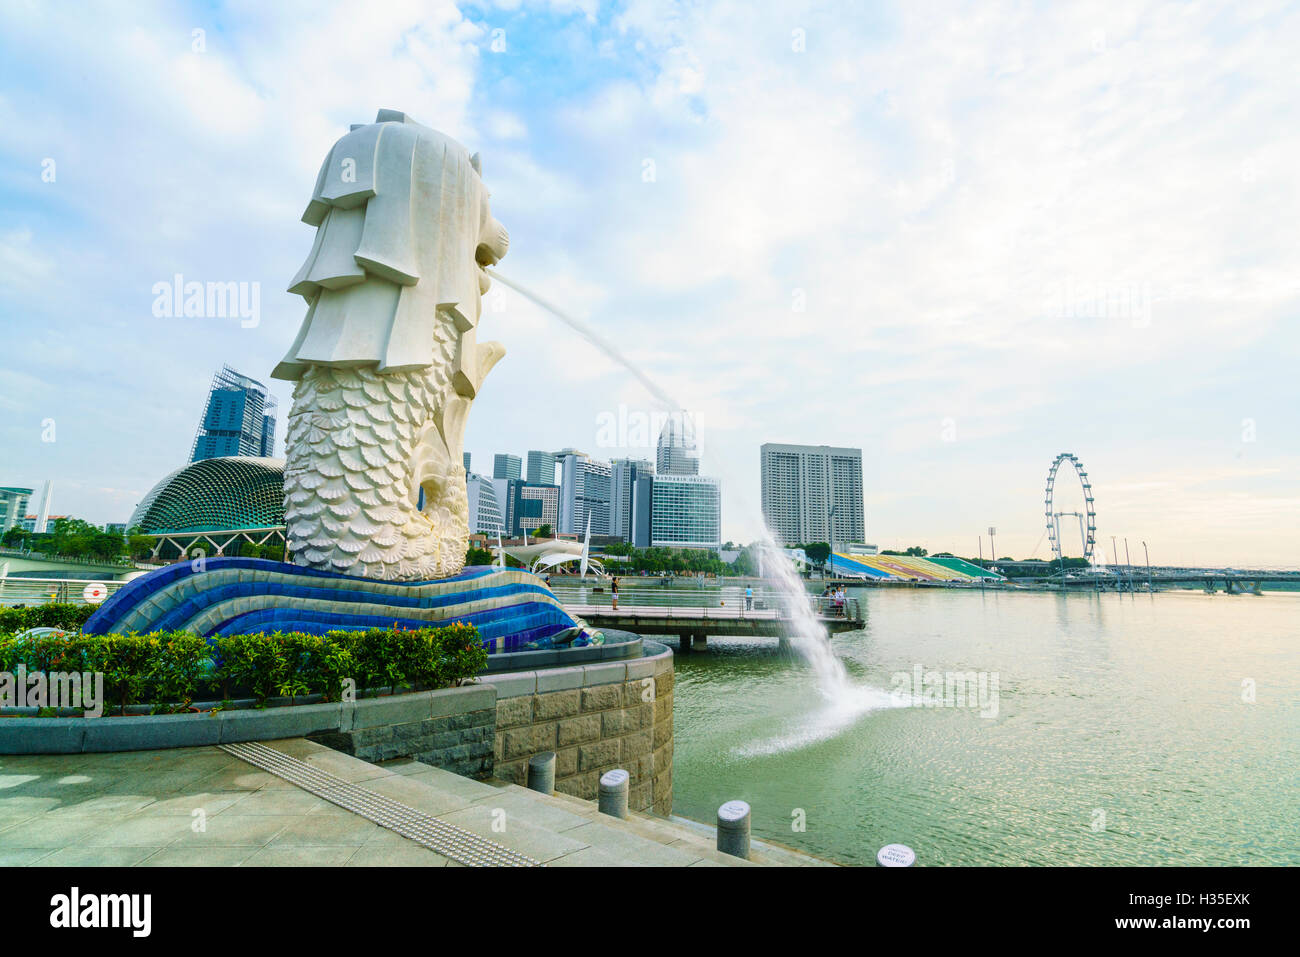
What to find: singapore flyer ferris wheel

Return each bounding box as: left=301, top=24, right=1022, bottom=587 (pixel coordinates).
left=1044, top=453, right=1097, bottom=564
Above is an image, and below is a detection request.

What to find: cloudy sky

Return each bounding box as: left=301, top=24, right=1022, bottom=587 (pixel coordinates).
left=2, top=0, right=1297, bottom=566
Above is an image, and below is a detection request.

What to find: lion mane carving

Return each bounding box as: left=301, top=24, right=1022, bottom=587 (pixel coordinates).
left=271, top=109, right=509, bottom=581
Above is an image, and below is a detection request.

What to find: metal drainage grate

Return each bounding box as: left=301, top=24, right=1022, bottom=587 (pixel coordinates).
left=219, top=741, right=541, bottom=867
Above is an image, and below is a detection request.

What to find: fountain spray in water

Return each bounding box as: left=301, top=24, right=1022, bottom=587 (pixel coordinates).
left=489, top=269, right=903, bottom=750
left=751, top=531, right=849, bottom=693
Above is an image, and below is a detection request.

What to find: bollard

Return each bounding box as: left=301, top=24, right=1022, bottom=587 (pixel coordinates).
left=716, top=799, right=751, bottom=860
left=598, top=769, right=630, bottom=819
left=526, top=751, right=556, bottom=795
left=876, top=843, right=916, bottom=867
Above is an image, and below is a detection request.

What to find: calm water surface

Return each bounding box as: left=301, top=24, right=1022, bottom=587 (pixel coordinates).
left=670, top=588, right=1299, bottom=865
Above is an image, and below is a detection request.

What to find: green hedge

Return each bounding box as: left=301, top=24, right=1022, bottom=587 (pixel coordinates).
left=0, top=603, right=96, bottom=633
left=0, top=623, right=487, bottom=715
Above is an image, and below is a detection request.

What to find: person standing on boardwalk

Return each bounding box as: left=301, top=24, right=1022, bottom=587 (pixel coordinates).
left=611, top=576, right=619, bottom=610
left=745, top=585, right=754, bottom=610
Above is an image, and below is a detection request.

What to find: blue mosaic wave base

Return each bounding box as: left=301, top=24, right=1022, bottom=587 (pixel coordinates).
left=83, top=558, right=586, bottom=654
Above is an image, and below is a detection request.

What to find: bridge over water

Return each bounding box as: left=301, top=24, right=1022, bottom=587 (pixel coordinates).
left=1013, top=566, right=1300, bottom=592
left=0, top=548, right=146, bottom=581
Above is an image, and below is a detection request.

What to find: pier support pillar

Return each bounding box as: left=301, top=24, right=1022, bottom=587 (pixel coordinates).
left=694, top=633, right=707, bottom=649
left=678, top=633, right=692, bottom=652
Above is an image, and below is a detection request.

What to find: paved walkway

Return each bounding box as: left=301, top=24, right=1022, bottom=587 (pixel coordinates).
left=0, top=739, right=830, bottom=866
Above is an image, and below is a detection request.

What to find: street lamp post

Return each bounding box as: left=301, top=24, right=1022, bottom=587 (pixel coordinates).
left=1124, top=538, right=1133, bottom=593
left=1143, top=541, right=1152, bottom=592
left=827, top=505, right=837, bottom=581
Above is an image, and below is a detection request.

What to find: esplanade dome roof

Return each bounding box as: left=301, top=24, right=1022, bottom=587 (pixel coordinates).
left=128, top=456, right=285, bottom=533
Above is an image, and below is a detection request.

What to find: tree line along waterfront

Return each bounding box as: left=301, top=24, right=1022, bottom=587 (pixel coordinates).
left=0, top=517, right=1099, bottom=580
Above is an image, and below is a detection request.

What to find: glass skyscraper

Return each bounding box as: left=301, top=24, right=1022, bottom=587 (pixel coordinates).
left=656, top=413, right=700, bottom=475
left=649, top=474, right=721, bottom=549
left=493, top=453, right=522, bottom=481
left=526, top=450, right=557, bottom=486
left=559, top=453, right=611, bottom=536
left=0, top=487, right=32, bottom=534
left=190, top=366, right=278, bottom=463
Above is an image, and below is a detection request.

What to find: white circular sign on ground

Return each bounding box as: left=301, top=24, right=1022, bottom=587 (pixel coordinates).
left=600, top=769, right=629, bottom=788
left=876, top=843, right=916, bottom=867
left=82, top=582, right=108, bottom=603
left=718, top=800, right=751, bottom=823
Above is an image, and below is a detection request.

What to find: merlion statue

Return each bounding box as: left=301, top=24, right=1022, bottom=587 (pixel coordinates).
left=271, top=110, right=509, bottom=581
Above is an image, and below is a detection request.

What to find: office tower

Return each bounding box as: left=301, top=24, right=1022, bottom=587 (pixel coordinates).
left=656, top=413, right=700, bottom=475
left=526, top=450, right=557, bottom=486
left=493, top=453, right=522, bottom=481
left=499, top=480, right=560, bottom=537
left=0, top=487, right=32, bottom=533
left=760, top=443, right=865, bottom=547
left=630, top=474, right=654, bottom=548
left=610, top=458, right=653, bottom=542
left=465, top=472, right=504, bottom=536
left=650, top=474, right=721, bottom=549
left=559, top=452, right=611, bottom=536
left=463, top=452, right=471, bottom=472
left=190, top=365, right=278, bottom=462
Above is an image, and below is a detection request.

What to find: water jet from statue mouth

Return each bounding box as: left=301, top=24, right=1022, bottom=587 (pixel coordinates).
left=486, top=268, right=678, bottom=411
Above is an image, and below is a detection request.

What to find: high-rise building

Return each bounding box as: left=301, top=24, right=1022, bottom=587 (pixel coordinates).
left=0, top=487, right=32, bottom=533
left=462, top=452, right=472, bottom=472
left=559, top=453, right=611, bottom=536
left=630, top=474, right=654, bottom=548
left=526, top=450, right=557, bottom=486
left=493, top=453, right=521, bottom=481
left=610, top=458, right=653, bottom=542
left=760, top=443, right=865, bottom=547
left=466, top=472, right=504, bottom=536
left=190, top=366, right=277, bottom=462
left=650, top=474, right=721, bottom=549
left=502, top=480, right=560, bottom=537
left=656, top=413, right=700, bottom=475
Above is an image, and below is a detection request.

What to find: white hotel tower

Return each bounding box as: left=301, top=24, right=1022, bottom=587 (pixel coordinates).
left=760, top=443, right=865, bottom=548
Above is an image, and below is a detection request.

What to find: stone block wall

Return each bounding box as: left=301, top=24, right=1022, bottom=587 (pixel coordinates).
left=310, top=686, right=496, bottom=780
left=489, top=642, right=674, bottom=815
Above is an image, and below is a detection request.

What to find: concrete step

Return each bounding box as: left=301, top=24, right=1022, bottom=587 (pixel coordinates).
left=352, top=751, right=762, bottom=865
left=265, top=744, right=829, bottom=866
